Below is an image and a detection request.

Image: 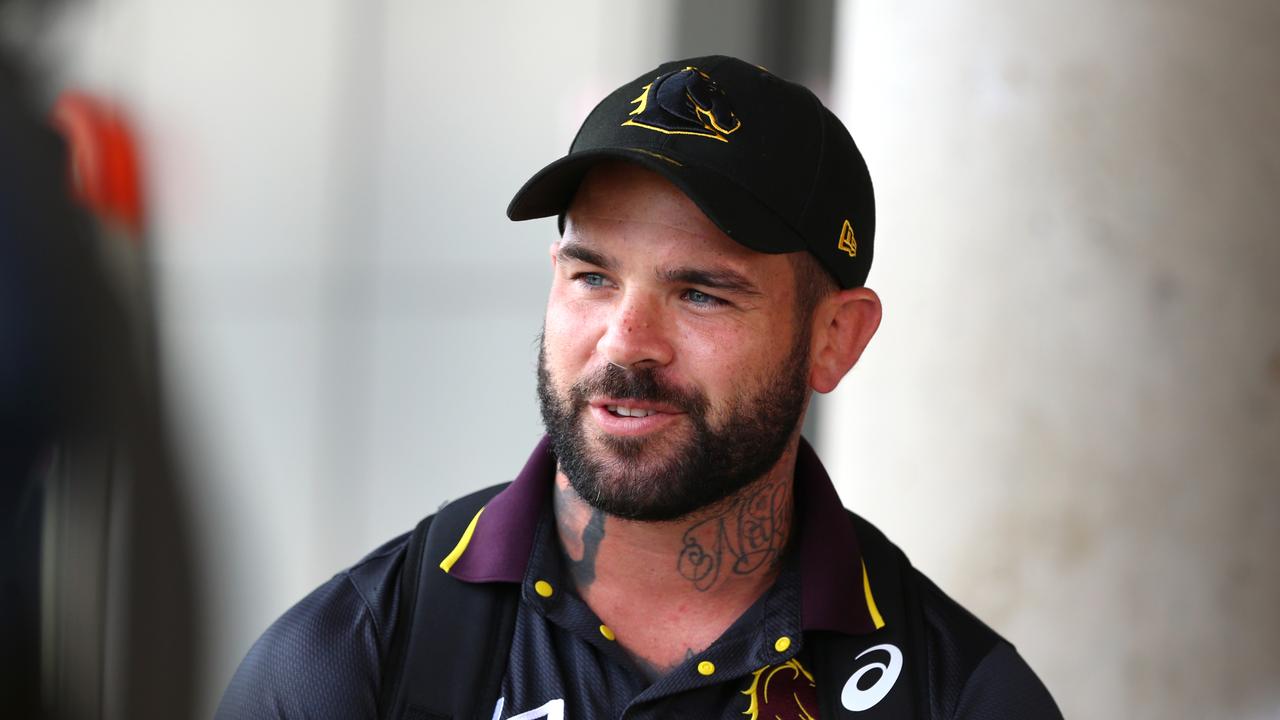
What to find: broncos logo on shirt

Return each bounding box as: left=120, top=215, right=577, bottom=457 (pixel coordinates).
left=622, top=66, right=742, bottom=142
left=741, top=658, right=818, bottom=720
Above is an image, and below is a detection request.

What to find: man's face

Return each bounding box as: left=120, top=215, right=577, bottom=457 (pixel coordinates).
left=537, top=162, right=813, bottom=521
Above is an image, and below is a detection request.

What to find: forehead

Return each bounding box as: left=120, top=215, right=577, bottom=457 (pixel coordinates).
left=563, top=162, right=775, bottom=266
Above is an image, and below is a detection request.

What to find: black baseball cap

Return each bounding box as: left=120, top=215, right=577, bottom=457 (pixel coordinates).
left=507, top=55, right=875, bottom=288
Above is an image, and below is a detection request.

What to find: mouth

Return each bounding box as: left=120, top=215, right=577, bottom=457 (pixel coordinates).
left=592, top=396, right=680, bottom=415
left=604, top=404, right=661, bottom=418
left=587, top=398, right=683, bottom=436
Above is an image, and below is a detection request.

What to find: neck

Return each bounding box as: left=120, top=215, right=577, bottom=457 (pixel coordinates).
left=551, top=440, right=799, bottom=678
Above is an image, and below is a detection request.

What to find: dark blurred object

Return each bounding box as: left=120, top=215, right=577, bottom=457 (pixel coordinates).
left=1, top=45, right=198, bottom=720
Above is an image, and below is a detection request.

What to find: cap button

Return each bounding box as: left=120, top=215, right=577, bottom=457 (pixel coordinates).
left=774, top=636, right=792, bottom=652
left=697, top=660, right=716, bottom=676
left=533, top=580, right=554, bottom=598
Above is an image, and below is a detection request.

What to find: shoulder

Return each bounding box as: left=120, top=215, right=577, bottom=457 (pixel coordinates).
left=215, top=483, right=513, bottom=720
left=911, top=570, right=1062, bottom=719
left=215, top=531, right=411, bottom=720
left=850, top=513, right=1062, bottom=719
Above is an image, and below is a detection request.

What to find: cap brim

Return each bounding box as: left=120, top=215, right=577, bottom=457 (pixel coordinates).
left=506, top=148, right=805, bottom=255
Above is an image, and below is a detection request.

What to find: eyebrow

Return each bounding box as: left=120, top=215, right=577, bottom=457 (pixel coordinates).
left=557, top=243, right=614, bottom=270
left=659, top=266, right=764, bottom=296
left=558, top=241, right=764, bottom=297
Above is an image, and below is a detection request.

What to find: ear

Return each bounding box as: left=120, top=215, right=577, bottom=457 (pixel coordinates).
left=548, top=241, right=560, bottom=268
left=808, top=287, right=882, bottom=394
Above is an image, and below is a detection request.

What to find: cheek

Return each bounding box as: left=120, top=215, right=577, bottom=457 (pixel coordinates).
left=676, top=310, right=798, bottom=392
left=673, top=319, right=764, bottom=387
left=543, top=291, right=599, bottom=367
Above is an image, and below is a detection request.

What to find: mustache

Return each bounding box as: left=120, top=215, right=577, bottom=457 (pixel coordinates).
left=570, top=363, right=707, bottom=414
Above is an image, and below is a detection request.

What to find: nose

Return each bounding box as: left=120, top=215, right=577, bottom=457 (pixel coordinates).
left=596, top=290, right=674, bottom=370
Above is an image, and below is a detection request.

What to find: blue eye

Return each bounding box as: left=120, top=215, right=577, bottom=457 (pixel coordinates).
left=683, top=289, right=723, bottom=306
left=578, top=272, right=607, bottom=287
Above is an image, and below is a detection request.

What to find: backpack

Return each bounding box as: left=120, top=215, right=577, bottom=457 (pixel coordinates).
left=378, top=484, right=515, bottom=720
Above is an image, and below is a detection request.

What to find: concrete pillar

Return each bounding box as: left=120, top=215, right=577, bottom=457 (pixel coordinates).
left=824, top=2, right=1280, bottom=718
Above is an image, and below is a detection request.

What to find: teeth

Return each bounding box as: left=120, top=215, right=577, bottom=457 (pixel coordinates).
left=606, top=405, right=656, bottom=418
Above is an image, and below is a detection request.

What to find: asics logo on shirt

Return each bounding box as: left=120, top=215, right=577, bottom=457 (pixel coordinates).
left=840, top=643, right=903, bottom=712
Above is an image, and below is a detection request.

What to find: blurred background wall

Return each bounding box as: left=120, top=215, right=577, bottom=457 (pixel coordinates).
left=8, top=0, right=1278, bottom=717
left=824, top=2, right=1280, bottom=719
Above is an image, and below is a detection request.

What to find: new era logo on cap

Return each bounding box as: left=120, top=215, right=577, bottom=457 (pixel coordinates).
left=838, top=219, right=857, bottom=258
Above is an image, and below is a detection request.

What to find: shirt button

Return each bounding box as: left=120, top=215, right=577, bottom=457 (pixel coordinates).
left=534, top=580, right=554, bottom=598
left=774, top=636, right=792, bottom=652
left=697, top=660, right=715, bottom=676
left=599, top=624, right=616, bottom=641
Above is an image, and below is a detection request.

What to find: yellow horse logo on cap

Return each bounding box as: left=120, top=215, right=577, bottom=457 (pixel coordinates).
left=623, top=66, right=741, bottom=142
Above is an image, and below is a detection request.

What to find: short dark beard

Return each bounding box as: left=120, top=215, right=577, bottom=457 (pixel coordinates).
left=536, top=331, right=811, bottom=522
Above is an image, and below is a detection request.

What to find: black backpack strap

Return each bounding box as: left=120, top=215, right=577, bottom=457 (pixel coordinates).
left=379, top=484, right=519, bottom=720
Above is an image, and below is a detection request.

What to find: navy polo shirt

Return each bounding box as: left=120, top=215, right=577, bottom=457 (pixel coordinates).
left=495, top=506, right=815, bottom=718
left=442, top=436, right=882, bottom=637
left=217, top=438, right=1061, bottom=719
left=440, top=437, right=880, bottom=719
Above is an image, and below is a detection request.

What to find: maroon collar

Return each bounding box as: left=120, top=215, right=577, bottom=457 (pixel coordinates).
left=444, top=436, right=877, bottom=635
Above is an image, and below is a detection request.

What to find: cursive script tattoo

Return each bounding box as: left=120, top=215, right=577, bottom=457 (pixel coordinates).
left=676, top=480, right=791, bottom=591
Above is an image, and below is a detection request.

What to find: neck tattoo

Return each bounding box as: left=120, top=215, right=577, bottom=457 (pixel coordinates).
left=676, top=478, right=792, bottom=592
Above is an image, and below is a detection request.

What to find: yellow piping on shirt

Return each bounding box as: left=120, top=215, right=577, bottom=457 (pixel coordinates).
left=439, top=507, right=485, bottom=573
left=862, top=558, right=886, bottom=630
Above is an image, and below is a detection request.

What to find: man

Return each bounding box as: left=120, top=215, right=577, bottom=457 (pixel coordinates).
left=218, top=56, right=1062, bottom=719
